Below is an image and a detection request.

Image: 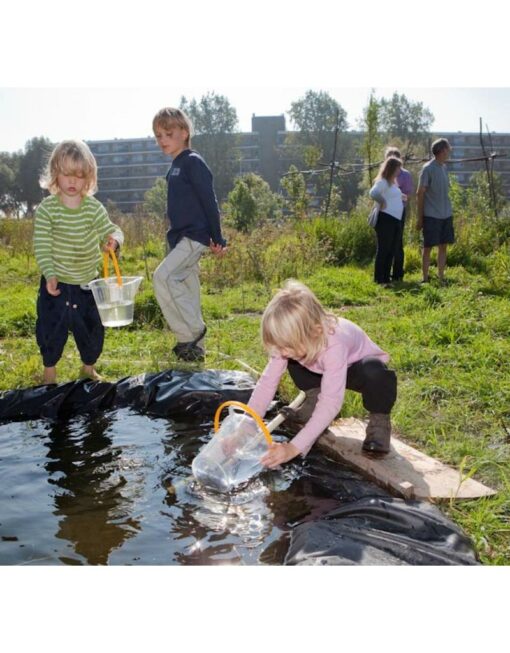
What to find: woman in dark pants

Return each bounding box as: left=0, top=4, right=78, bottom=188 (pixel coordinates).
left=384, top=146, right=413, bottom=282
left=369, top=157, right=405, bottom=285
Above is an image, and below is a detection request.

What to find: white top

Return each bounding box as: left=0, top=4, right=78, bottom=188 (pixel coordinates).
left=369, top=179, right=404, bottom=220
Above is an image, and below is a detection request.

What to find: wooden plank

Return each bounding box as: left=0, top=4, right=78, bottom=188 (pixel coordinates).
left=317, top=417, right=496, bottom=501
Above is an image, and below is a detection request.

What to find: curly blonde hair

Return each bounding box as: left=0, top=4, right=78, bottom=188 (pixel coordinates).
left=40, top=140, right=98, bottom=196
left=261, top=280, right=338, bottom=365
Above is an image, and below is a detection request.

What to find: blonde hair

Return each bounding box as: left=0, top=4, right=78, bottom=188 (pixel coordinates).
left=376, top=156, right=402, bottom=183
left=261, top=280, right=338, bottom=365
left=152, top=107, right=193, bottom=146
left=40, top=140, right=98, bottom=196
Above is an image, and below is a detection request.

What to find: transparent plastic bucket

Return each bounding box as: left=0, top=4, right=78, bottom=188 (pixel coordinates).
left=88, top=276, right=143, bottom=327
left=192, top=402, right=273, bottom=493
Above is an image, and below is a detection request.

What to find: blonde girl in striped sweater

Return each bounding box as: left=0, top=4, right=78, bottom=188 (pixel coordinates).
left=34, top=140, right=123, bottom=384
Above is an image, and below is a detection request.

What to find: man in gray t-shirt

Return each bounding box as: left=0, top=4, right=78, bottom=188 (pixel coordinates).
left=416, top=138, right=455, bottom=284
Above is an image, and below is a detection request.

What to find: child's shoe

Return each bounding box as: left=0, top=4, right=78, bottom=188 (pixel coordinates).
left=172, top=326, right=207, bottom=359
left=362, top=413, right=391, bottom=455
left=176, top=344, right=205, bottom=363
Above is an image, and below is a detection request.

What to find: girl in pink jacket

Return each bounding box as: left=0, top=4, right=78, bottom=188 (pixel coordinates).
left=248, top=280, right=397, bottom=468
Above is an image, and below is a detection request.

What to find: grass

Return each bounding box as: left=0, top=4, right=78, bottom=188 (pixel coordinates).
left=0, top=220, right=509, bottom=565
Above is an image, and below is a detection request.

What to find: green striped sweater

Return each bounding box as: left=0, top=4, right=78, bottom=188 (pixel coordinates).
left=33, top=195, right=124, bottom=285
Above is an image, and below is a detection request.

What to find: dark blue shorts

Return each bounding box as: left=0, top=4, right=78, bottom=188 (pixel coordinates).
left=423, top=216, right=455, bottom=247
left=35, top=277, right=104, bottom=367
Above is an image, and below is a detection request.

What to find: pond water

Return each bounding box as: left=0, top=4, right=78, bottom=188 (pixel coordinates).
left=0, top=408, right=388, bottom=565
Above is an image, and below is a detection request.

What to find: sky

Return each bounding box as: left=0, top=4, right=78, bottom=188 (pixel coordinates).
left=1, top=87, right=509, bottom=152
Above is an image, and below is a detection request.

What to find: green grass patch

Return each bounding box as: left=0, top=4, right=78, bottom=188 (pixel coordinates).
left=1, top=223, right=509, bottom=565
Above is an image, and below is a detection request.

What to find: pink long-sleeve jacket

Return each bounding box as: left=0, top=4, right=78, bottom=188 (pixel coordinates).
left=248, top=318, right=389, bottom=455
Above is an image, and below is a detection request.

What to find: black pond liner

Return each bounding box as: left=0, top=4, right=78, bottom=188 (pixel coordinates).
left=0, top=369, right=478, bottom=565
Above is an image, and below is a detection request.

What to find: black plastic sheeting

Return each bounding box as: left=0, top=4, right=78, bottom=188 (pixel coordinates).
left=0, top=369, right=255, bottom=423
left=0, top=369, right=479, bottom=565
left=284, top=496, right=478, bottom=565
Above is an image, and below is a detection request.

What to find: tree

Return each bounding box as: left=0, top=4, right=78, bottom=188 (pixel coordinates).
left=16, top=136, right=53, bottom=215
left=287, top=90, right=348, bottom=164
left=286, top=91, right=350, bottom=213
left=280, top=166, right=309, bottom=220
left=0, top=152, right=21, bottom=216
left=224, top=173, right=282, bottom=233
left=179, top=92, right=239, bottom=201
left=378, top=93, right=434, bottom=153
left=143, top=178, right=167, bottom=219
left=289, top=90, right=348, bottom=138
left=359, top=92, right=383, bottom=187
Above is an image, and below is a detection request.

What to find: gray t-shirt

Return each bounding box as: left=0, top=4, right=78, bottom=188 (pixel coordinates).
left=417, top=159, right=452, bottom=219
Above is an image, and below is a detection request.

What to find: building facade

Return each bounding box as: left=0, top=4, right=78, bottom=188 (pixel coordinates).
left=87, top=119, right=510, bottom=212
left=441, top=131, right=510, bottom=197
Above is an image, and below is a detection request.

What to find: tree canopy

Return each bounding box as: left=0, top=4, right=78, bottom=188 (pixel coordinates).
left=179, top=92, right=239, bottom=200
left=378, top=92, right=434, bottom=150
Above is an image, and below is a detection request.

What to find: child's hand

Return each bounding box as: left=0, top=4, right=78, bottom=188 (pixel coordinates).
left=210, top=240, right=227, bottom=258
left=46, top=276, right=61, bottom=296
left=221, top=434, right=243, bottom=457
left=401, top=193, right=408, bottom=202
left=261, top=442, right=300, bottom=469
left=103, top=237, right=119, bottom=252
left=221, top=418, right=258, bottom=457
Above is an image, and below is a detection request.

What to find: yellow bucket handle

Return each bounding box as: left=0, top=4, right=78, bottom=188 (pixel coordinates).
left=103, top=248, right=123, bottom=286
left=214, top=401, right=273, bottom=446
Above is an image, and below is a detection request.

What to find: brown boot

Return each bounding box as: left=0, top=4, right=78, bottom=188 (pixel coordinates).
left=362, top=413, right=391, bottom=455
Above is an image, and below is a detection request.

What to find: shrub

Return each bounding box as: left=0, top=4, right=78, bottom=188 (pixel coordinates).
left=302, top=213, right=375, bottom=265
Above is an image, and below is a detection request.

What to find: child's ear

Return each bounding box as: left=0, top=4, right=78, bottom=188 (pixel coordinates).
left=314, top=324, right=323, bottom=335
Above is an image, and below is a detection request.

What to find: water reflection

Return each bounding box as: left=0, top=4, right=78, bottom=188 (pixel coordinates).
left=157, top=427, right=370, bottom=565
left=44, top=412, right=141, bottom=564
left=1, top=412, right=391, bottom=566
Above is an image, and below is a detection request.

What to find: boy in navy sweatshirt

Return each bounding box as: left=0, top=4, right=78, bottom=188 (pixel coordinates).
left=152, top=107, right=227, bottom=361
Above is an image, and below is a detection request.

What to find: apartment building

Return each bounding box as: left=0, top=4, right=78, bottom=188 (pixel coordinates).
left=441, top=131, right=510, bottom=196
left=87, top=119, right=510, bottom=212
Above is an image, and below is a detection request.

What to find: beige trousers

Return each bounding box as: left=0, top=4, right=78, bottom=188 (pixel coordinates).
left=153, top=237, right=208, bottom=344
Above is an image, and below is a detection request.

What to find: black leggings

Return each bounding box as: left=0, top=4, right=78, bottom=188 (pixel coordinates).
left=374, top=211, right=402, bottom=283
left=287, top=356, right=397, bottom=414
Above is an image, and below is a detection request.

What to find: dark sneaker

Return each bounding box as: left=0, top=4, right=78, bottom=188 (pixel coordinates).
left=176, top=344, right=205, bottom=362
left=172, top=325, right=207, bottom=358
left=172, top=342, right=188, bottom=356
left=362, top=413, right=391, bottom=456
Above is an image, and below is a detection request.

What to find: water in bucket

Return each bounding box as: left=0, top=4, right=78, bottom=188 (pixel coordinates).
left=89, top=276, right=143, bottom=327
left=192, top=412, right=269, bottom=493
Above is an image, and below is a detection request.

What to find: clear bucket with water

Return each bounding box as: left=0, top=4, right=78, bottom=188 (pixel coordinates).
left=192, top=401, right=273, bottom=493
left=89, top=276, right=143, bottom=327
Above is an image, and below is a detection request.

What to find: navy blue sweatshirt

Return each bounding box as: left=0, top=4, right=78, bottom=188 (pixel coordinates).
left=165, top=149, right=226, bottom=249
